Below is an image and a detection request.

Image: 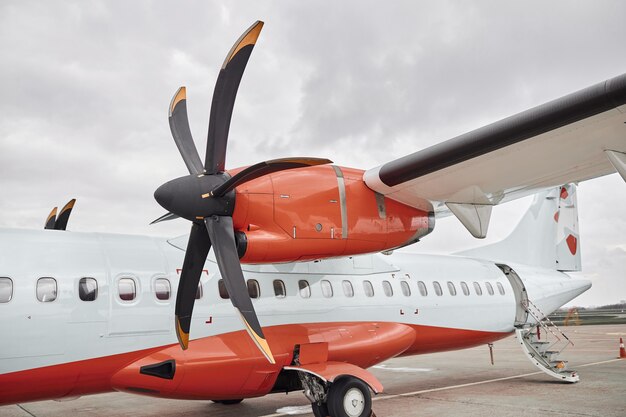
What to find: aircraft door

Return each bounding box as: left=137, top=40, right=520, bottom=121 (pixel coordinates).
left=497, top=264, right=528, bottom=325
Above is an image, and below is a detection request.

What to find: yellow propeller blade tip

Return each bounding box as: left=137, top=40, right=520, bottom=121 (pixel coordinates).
left=175, top=316, right=190, bottom=350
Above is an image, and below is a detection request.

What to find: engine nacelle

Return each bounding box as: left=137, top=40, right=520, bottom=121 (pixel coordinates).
left=231, top=165, right=434, bottom=263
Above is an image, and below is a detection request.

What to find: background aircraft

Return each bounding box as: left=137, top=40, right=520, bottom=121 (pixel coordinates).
left=1, top=18, right=625, bottom=417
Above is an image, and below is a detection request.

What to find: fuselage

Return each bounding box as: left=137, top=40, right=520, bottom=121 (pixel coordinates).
left=0, top=227, right=590, bottom=404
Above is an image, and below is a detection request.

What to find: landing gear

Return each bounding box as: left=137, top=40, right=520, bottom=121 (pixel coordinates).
left=327, top=378, right=372, bottom=417
left=306, top=377, right=372, bottom=417
left=311, top=401, right=330, bottom=417
left=211, top=399, right=243, bottom=405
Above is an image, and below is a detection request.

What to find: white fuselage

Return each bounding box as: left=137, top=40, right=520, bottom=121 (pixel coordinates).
left=0, top=227, right=591, bottom=376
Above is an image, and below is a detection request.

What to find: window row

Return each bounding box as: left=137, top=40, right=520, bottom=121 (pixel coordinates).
left=0, top=276, right=201, bottom=303
left=0, top=275, right=506, bottom=304
left=216, top=278, right=506, bottom=300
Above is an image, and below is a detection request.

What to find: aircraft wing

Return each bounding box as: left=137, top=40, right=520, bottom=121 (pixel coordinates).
left=364, top=73, right=626, bottom=237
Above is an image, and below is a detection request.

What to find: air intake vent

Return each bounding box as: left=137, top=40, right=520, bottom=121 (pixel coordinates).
left=139, top=360, right=176, bottom=380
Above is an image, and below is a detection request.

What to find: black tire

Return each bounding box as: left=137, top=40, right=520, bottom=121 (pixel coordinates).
left=327, top=377, right=372, bottom=417
left=311, top=402, right=330, bottom=417
left=212, top=399, right=243, bottom=405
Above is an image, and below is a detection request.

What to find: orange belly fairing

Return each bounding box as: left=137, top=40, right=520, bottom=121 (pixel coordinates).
left=0, top=322, right=508, bottom=404
left=231, top=165, right=433, bottom=263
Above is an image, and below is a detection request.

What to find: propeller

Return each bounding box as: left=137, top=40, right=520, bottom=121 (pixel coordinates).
left=44, top=199, right=76, bottom=230
left=153, top=21, right=331, bottom=363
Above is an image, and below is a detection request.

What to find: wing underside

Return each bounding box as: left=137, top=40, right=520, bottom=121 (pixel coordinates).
left=364, top=73, right=626, bottom=236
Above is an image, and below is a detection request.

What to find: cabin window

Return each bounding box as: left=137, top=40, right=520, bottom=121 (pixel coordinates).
left=447, top=281, right=457, bottom=296
left=79, top=277, right=98, bottom=301
left=485, top=282, right=495, bottom=295
left=342, top=280, right=354, bottom=297
left=154, top=278, right=170, bottom=301
left=461, top=281, right=470, bottom=296
left=118, top=278, right=136, bottom=301
left=497, top=282, right=506, bottom=295
left=321, top=280, right=333, bottom=298
left=37, top=277, right=58, bottom=302
left=473, top=281, right=483, bottom=296
left=248, top=279, right=260, bottom=299
left=382, top=280, right=393, bottom=297
left=298, top=280, right=311, bottom=298
left=417, top=281, right=428, bottom=296
left=218, top=279, right=229, bottom=299
left=363, top=280, right=374, bottom=297
left=401, top=281, right=411, bottom=297
left=196, top=282, right=203, bottom=299
left=273, top=280, right=286, bottom=298
left=0, top=277, right=13, bottom=303
left=433, top=281, right=443, bottom=296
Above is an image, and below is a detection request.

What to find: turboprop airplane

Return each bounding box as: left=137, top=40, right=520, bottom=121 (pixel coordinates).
left=1, top=20, right=625, bottom=417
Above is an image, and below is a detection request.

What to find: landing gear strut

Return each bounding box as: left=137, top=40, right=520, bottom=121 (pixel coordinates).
left=303, top=375, right=372, bottom=417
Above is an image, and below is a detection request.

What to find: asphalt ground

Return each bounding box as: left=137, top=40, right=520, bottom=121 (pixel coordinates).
left=1, top=324, right=625, bottom=417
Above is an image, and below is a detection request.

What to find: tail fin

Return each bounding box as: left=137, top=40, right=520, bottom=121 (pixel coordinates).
left=457, top=184, right=581, bottom=271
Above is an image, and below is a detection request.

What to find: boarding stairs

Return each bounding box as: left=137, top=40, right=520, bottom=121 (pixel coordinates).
left=515, top=299, right=578, bottom=383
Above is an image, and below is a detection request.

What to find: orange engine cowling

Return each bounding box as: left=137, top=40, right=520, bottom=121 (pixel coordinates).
left=230, top=165, right=434, bottom=263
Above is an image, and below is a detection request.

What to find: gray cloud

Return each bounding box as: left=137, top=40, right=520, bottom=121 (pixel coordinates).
left=0, top=0, right=624, bottom=305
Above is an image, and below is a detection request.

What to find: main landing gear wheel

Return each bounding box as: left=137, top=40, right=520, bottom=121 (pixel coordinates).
left=311, top=401, right=330, bottom=417
left=327, top=377, right=372, bottom=417
left=211, top=399, right=243, bottom=405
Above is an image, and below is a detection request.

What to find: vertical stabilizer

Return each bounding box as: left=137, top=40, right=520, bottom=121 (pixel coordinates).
left=457, top=184, right=581, bottom=271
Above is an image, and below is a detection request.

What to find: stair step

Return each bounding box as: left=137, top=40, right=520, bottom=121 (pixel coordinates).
left=550, top=360, right=568, bottom=370
left=542, top=350, right=560, bottom=361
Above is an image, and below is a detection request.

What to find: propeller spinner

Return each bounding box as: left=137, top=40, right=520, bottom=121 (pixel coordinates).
left=153, top=21, right=330, bottom=363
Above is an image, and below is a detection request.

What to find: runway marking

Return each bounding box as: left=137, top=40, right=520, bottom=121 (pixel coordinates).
left=259, top=358, right=624, bottom=417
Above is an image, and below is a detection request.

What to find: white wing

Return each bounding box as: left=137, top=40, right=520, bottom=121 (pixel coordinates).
left=364, top=73, right=626, bottom=237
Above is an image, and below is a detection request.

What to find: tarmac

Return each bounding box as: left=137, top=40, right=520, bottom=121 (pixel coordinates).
left=1, top=324, right=625, bottom=417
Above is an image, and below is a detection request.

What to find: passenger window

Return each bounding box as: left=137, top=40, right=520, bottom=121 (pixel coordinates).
left=433, top=281, right=443, bottom=296
left=0, top=277, right=13, bottom=303
left=363, top=280, right=374, bottom=297
left=298, top=280, right=311, bottom=298
left=485, top=282, right=495, bottom=295
left=154, top=278, right=170, bottom=301
left=248, top=279, right=260, bottom=299
left=417, top=281, right=428, bottom=296
left=401, top=281, right=411, bottom=297
left=118, top=278, right=136, bottom=301
left=196, top=282, right=203, bottom=299
left=273, top=280, right=286, bottom=298
left=461, top=281, right=470, bottom=296
left=497, top=282, right=506, bottom=295
left=382, top=280, right=393, bottom=297
left=79, top=277, right=98, bottom=301
left=447, top=281, right=457, bottom=296
left=218, top=279, right=229, bottom=299
left=473, top=282, right=483, bottom=296
left=321, top=280, right=333, bottom=298
left=342, top=280, right=354, bottom=297
left=37, top=277, right=57, bottom=302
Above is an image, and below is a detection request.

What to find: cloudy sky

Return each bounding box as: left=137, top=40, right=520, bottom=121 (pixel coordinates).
left=1, top=1, right=624, bottom=306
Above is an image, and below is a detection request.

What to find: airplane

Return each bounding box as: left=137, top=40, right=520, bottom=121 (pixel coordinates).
left=0, top=20, right=625, bottom=417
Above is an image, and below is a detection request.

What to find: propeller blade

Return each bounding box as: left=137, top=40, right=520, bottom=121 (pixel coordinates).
left=150, top=211, right=180, bottom=225
left=204, top=215, right=275, bottom=364
left=174, top=222, right=212, bottom=350
left=54, top=199, right=76, bottom=231
left=205, top=21, right=264, bottom=174
left=169, top=87, right=204, bottom=175
left=44, top=207, right=57, bottom=230
left=205, top=157, right=333, bottom=198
